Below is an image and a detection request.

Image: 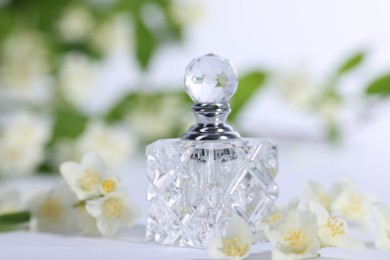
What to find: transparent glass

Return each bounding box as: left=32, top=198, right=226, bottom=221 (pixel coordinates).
left=145, top=138, right=278, bottom=248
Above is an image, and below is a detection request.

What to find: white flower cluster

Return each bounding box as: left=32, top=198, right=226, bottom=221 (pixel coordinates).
left=0, top=31, right=51, bottom=105
left=58, top=53, right=98, bottom=111
left=304, top=179, right=375, bottom=229
left=208, top=198, right=365, bottom=260
left=260, top=199, right=365, bottom=260
left=53, top=120, right=136, bottom=170
left=126, top=95, right=192, bottom=142
left=28, top=152, right=141, bottom=237
left=0, top=112, right=51, bottom=177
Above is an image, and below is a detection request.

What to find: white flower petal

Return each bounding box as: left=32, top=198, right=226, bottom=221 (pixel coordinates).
left=375, top=230, right=390, bottom=250
left=81, top=152, right=107, bottom=174
left=308, top=200, right=329, bottom=225
left=331, top=181, right=374, bottom=229
left=207, top=237, right=225, bottom=259
left=371, top=202, right=390, bottom=251
left=208, top=216, right=251, bottom=260
left=85, top=198, right=103, bottom=218
left=60, top=162, right=83, bottom=184
left=60, top=161, right=88, bottom=200
left=267, top=199, right=321, bottom=260
left=371, top=202, right=390, bottom=228
left=226, top=216, right=252, bottom=245
left=76, top=207, right=100, bottom=236
left=304, top=181, right=331, bottom=211
left=96, top=218, right=121, bottom=237
left=85, top=189, right=141, bottom=237
left=28, top=182, right=80, bottom=234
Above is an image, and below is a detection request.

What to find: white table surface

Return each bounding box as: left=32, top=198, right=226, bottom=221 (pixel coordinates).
left=0, top=226, right=389, bottom=260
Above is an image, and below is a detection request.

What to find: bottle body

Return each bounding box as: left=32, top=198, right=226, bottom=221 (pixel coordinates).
left=145, top=138, right=278, bottom=248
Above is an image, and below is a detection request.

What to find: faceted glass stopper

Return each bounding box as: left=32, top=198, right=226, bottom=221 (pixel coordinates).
left=184, top=53, right=238, bottom=103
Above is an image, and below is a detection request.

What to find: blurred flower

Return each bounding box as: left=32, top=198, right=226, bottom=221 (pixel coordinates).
left=0, top=112, right=51, bottom=177
left=58, top=53, right=98, bottom=110
left=92, top=15, right=133, bottom=53
left=85, top=188, right=141, bottom=237
left=127, top=95, right=191, bottom=142
left=309, top=201, right=365, bottom=250
left=0, top=31, right=51, bottom=104
left=371, top=202, right=390, bottom=250
left=0, top=188, right=22, bottom=214
left=274, top=68, right=317, bottom=109
left=28, top=182, right=80, bottom=234
left=304, top=179, right=373, bottom=229
left=317, top=93, right=342, bottom=122
left=0, top=140, right=45, bottom=177
left=60, top=152, right=109, bottom=200
left=1, top=111, right=51, bottom=146
left=52, top=139, right=83, bottom=166
left=169, top=0, right=203, bottom=25
left=57, top=6, right=94, bottom=43
left=207, top=216, right=251, bottom=260
left=77, top=121, right=135, bottom=169
left=265, top=201, right=320, bottom=260
left=331, top=180, right=374, bottom=229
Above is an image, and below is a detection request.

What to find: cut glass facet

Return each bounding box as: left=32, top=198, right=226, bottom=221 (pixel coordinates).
left=184, top=54, right=238, bottom=103
left=146, top=138, right=278, bottom=248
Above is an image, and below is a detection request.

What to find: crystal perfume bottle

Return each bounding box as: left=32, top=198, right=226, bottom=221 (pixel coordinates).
left=145, top=54, right=279, bottom=248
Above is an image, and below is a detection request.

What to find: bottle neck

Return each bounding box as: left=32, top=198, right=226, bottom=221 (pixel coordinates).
left=181, top=102, right=241, bottom=141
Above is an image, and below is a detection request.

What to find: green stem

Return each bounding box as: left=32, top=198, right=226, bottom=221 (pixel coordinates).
left=0, top=211, right=31, bottom=232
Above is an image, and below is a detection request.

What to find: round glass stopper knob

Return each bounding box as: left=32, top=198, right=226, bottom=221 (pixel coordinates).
left=184, top=53, right=238, bottom=103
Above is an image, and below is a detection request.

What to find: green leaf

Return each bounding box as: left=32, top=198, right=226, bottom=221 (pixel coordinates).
left=366, top=74, right=390, bottom=95
left=0, top=211, right=30, bottom=225
left=229, top=71, right=267, bottom=120
left=50, top=108, right=88, bottom=143
left=337, top=52, right=365, bottom=75
left=105, top=93, right=139, bottom=122
left=135, top=19, right=157, bottom=70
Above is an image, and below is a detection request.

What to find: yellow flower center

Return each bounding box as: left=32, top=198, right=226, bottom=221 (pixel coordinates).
left=40, top=198, right=63, bottom=220
left=264, top=212, right=282, bottom=224
left=222, top=237, right=248, bottom=257
left=284, top=230, right=307, bottom=253
left=80, top=169, right=101, bottom=192
left=322, top=216, right=345, bottom=237
left=101, top=178, right=117, bottom=193
left=103, top=197, right=125, bottom=219
left=271, top=213, right=282, bottom=222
